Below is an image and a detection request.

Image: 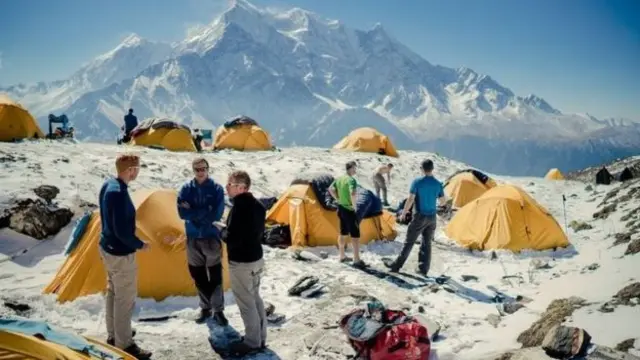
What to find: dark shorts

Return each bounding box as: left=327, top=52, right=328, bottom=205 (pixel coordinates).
left=337, top=205, right=360, bottom=238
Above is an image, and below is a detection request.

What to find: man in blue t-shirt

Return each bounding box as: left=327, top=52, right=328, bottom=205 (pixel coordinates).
left=384, top=159, right=446, bottom=275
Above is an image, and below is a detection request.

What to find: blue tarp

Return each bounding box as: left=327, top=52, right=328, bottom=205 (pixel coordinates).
left=354, top=186, right=383, bottom=221
left=64, top=212, right=92, bottom=255
left=0, top=318, right=124, bottom=359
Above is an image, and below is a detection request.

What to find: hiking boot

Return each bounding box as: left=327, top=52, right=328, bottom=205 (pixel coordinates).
left=415, top=268, right=427, bottom=277
left=352, top=259, right=367, bottom=269
left=339, top=256, right=352, bottom=263
left=382, top=201, right=390, bottom=207
left=195, top=308, right=212, bottom=324
left=107, top=329, right=137, bottom=346
left=213, top=311, right=229, bottom=326
left=229, top=340, right=261, bottom=356
left=382, top=258, right=399, bottom=272
left=123, top=342, right=152, bottom=359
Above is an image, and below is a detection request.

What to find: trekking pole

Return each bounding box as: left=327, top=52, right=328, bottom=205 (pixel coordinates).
left=562, top=194, right=568, bottom=236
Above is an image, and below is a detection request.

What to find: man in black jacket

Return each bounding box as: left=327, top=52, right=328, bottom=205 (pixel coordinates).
left=221, top=170, right=267, bottom=356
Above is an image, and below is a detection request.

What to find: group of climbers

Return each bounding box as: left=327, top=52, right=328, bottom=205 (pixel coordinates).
left=97, top=154, right=267, bottom=358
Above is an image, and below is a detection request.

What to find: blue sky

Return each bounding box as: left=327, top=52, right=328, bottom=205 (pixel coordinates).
left=0, top=0, right=638, bottom=119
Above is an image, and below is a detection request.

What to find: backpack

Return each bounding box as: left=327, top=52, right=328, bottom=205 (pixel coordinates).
left=262, top=224, right=291, bottom=248
left=339, top=307, right=431, bottom=360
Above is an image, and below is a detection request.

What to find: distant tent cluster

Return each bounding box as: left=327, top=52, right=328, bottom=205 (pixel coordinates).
left=596, top=166, right=634, bottom=184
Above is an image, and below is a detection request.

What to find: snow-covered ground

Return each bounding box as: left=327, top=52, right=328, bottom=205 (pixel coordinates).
left=1, top=140, right=639, bottom=359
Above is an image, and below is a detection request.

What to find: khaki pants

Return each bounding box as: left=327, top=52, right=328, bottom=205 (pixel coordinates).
left=100, top=248, right=137, bottom=349
left=229, top=258, right=267, bottom=348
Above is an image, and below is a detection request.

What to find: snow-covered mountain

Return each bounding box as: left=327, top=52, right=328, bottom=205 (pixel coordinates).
left=2, top=0, right=639, bottom=175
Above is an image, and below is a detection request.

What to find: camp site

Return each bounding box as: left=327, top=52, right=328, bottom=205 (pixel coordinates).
left=2, top=0, right=640, bottom=359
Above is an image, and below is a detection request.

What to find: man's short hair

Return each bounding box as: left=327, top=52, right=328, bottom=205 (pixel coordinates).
left=421, top=159, right=434, bottom=172
left=192, top=157, right=209, bottom=168
left=115, top=154, right=140, bottom=173
left=128, top=108, right=133, bottom=113
left=346, top=161, right=357, bottom=171
left=230, top=170, right=251, bottom=189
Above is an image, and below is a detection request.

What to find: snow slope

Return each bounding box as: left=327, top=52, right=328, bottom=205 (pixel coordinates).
left=1, top=141, right=639, bottom=359
left=2, top=0, right=639, bottom=176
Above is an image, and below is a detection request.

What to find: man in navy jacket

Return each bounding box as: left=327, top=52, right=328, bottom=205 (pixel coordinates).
left=98, top=154, right=151, bottom=359
left=177, top=157, right=228, bottom=325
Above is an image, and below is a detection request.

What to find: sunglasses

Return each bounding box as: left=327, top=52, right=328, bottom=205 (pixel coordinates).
left=193, top=167, right=208, bottom=173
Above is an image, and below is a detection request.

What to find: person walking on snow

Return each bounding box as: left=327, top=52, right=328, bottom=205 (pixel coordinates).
left=383, top=159, right=446, bottom=276
left=177, top=158, right=228, bottom=325
left=98, top=154, right=152, bottom=359
left=372, top=163, right=393, bottom=206
left=221, top=170, right=268, bottom=356
left=329, top=161, right=366, bottom=268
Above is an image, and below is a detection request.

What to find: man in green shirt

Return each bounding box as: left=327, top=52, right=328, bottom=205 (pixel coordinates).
left=329, top=161, right=365, bottom=268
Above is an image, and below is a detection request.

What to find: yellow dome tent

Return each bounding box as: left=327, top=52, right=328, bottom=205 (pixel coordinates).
left=128, top=118, right=197, bottom=152
left=545, top=168, right=565, bottom=180
left=213, top=116, right=273, bottom=151
left=0, top=328, right=136, bottom=360
left=0, top=95, right=45, bottom=142
left=43, top=188, right=230, bottom=303
left=333, top=127, right=399, bottom=157
left=266, top=184, right=397, bottom=247
left=444, top=170, right=497, bottom=208
left=445, top=184, right=569, bottom=252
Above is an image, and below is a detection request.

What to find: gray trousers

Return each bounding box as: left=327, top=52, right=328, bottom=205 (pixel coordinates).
left=186, top=238, right=224, bottom=312
left=229, top=258, right=267, bottom=348
left=372, top=173, right=388, bottom=202
left=99, top=248, right=137, bottom=349
left=389, top=213, right=437, bottom=273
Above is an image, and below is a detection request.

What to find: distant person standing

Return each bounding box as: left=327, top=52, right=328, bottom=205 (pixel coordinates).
left=383, top=159, right=445, bottom=276
left=222, top=170, right=268, bottom=356
left=177, top=158, right=228, bottom=326
left=98, top=154, right=152, bottom=359
left=329, top=161, right=366, bottom=268
left=372, top=163, right=393, bottom=206
left=122, top=109, right=138, bottom=142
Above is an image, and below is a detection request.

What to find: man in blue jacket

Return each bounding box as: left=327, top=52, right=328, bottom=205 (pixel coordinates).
left=383, top=159, right=446, bottom=276
left=177, top=157, right=228, bottom=325
left=98, top=154, right=152, bottom=359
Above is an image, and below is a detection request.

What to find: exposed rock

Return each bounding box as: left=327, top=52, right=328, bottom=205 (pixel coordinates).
left=598, top=302, right=615, bottom=313
left=541, top=325, right=591, bottom=359
left=614, top=233, right=632, bottom=246
left=616, top=339, right=636, bottom=353
left=621, top=207, right=640, bottom=222
left=625, top=239, right=640, bottom=255
left=33, top=185, right=60, bottom=203
left=517, top=297, right=587, bottom=347
left=593, top=204, right=617, bottom=220
left=585, top=185, right=594, bottom=191
left=492, top=346, right=640, bottom=360
left=2, top=198, right=73, bottom=240
left=582, top=263, right=600, bottom=273
left=497, top=302, right=525, bottom=316
left=569, top=220, right=593, bottom=232
left=614, top=282, right=640, bottom=305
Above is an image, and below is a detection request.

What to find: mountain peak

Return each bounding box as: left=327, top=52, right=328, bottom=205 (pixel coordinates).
left=121, top=33, right=144, bottom=47
left=522, top=93, right=560, bottom=114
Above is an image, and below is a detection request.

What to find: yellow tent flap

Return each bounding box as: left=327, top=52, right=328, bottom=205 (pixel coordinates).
left=0, top=329, right=136, bottom=360
left=545, top=168, right=565, bottom=180
left=213, top=124, right=273, bottom=151
left=0, top=95, right=45, bottom=142
left=43, top=188, right=230, bottom=303
left=333, top=127, right=399, bottom=157
left=129, top=119, right=197, bottom=152
left=445, top=184, right=569, bottom=252
left=444, top=171, right=497, bottom=208
left=266, top=184, right=397, bottom=247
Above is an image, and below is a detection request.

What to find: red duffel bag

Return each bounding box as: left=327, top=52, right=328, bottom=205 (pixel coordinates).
left=339, top=308, right=431, bottom=360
